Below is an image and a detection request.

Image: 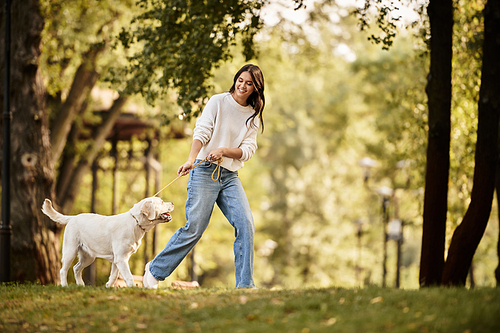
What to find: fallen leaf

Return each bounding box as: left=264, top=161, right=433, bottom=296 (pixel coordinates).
left=246, top=314, right=258, bottom=321
left=370, top=297, right=383, bottom=304
left=407, top=323, right=417, bottom=330
left=322, top=318, right=337, bottom=326
left=172, top=281, right=200, bottom=289
left=136, top=323, right=147, bottom=329
left=424, top=314, right=436, bottom=322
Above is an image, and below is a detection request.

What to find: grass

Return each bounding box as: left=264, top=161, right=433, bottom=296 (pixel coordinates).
left=1, top=284, right=499, bottom=333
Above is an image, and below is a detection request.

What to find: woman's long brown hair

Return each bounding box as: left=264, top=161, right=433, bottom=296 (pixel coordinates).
left=229, top=64, right=265, bottom=132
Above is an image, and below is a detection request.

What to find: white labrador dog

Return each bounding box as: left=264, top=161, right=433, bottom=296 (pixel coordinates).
left=41, top=197, right=174, bottom=287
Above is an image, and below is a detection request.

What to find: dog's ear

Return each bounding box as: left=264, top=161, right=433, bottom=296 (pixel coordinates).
left=140, top=201, right=156, bottom=220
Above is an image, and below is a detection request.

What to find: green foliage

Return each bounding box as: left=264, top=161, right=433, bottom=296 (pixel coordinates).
left=60, top=0, right=499, bottom=289
left=352, top=0, right=425, bottom=50
left=351, top=38, right=428, bottom=188
left=1, top=284, right=500, bottom=332
left=352, top=0, right=497, bottom=286
left=229, top=3, right=429, bottom=288
left=40, top=0, right=136, bottom=98
left=447, top=0, right=485, bottom=226
left=108, top=0, right=264, bottom=119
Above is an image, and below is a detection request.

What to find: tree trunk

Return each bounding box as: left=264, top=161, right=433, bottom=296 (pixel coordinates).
left=441, top=0, right=500, bottom=286
left=419, top=0, right=454, bottom=287
left=495, top=154, right=500, bottom=287
left=50, top=47, right=102, bottom=162
left=55, top=120, right=81, bottom=210
left=59, top=96, right=128, bottom=213
left=5, top=0, right=59, bottom=283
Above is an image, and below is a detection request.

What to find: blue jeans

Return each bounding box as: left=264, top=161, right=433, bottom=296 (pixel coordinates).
left=149, top=160, right=255, bottom=288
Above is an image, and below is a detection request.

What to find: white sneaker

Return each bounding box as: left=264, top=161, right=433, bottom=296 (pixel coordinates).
left=143, top=262, right=159, bottom=289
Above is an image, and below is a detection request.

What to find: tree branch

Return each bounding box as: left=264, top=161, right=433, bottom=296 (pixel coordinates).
left=59, top=95, right=128, bottom=213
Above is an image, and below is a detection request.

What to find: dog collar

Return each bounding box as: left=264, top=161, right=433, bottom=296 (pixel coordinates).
left=130, top=213, right=146, bottom=232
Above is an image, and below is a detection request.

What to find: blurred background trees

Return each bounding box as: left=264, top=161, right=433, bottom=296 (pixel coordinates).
left=353, top=0, right=499, bottom=287
left=1, top=0, right=498, bottom=288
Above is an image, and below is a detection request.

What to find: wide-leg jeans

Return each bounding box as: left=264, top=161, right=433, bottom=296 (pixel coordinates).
left=149, top=160, right=255, bottom=288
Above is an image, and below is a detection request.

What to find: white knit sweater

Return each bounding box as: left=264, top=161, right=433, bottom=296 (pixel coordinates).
left=193, top=92, right=259, bottom=172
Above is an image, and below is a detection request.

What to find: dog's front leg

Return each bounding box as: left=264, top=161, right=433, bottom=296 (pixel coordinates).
left=106, top=263, right=120, bottom=288
left=115, top=261, right=136, bottom=287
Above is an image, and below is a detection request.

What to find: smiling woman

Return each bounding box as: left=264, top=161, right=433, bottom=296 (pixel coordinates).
left=232, top=72, right=255, bottom=106
left=143, top=64, right=266, bottom=289
left=229, top=64, right=266, bottom=133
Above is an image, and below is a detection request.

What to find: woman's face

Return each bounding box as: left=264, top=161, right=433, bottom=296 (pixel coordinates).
left=233, top=71, right=255, bottom=104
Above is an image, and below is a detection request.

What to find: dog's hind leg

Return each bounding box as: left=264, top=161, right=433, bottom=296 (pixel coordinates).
left=73, top=249, right=95, bottom=286
left=60, top=230, right=79, bottom=287
left=106, top=263, right=120, bottom=288
left=60, top=249, right=77, bottom=287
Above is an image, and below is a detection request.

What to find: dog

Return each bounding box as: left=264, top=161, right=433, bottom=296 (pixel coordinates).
left=41, top=197, right=174, bottom=287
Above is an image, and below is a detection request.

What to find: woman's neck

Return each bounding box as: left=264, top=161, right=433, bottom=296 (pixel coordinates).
left=231, top=92, right=248, bottom=107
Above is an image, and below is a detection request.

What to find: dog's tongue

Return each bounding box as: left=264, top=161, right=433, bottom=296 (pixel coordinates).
left=161, top=213, right=172, bottom=221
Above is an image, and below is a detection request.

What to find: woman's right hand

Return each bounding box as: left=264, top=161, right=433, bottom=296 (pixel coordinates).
left=177, top=161, right=194, bottom=176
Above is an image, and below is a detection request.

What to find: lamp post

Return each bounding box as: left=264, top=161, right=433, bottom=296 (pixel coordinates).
left=359, top=158, right=397, bottom=288
left=391, top=159, right=412, bottom=288
left=358, top=157, right=378, bottom=184
left=354, top=219, right=363, bottom=286
left=357, top=157, right=377, bottom=286
left=359, top=157, right=411, bottom=288
left=376, top=186, right=393, bottom=288
left=388, top=218, right=403, bottom=288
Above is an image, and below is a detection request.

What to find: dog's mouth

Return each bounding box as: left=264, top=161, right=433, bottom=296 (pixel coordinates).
left=160, top=213, right=172, bottom=222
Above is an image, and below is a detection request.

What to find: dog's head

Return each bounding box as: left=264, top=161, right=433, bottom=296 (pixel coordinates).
left=132, top=197, right=174, bottom=230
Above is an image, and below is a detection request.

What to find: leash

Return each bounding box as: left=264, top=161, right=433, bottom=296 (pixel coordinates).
left=154, top=157, right=223, bottom=197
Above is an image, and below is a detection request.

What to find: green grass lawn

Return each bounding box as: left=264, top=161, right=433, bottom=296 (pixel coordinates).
left=1, top=283, right=499, bottom=332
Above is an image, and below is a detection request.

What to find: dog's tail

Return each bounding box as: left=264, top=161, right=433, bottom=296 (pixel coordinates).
left=41, top=199, right=71, bottom=225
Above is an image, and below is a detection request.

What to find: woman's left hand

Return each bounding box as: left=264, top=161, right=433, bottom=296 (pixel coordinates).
left=207, top=148, right=224, bottom=162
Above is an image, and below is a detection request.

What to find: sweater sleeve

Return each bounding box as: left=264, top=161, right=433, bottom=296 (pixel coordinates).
left=239, top=118, right=259, bottom=162
left=193, top=96, right=218, bottom=145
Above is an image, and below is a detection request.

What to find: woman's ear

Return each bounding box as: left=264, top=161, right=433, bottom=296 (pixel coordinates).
left=140, top=201, right=156, bottom=220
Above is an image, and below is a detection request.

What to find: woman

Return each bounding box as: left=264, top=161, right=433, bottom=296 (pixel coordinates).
left=143, top=64, right=265, bottom=289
